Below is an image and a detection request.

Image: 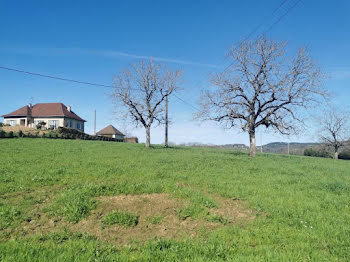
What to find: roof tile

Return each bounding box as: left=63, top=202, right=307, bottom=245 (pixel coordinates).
left=2, top=103, right=86, bottom=122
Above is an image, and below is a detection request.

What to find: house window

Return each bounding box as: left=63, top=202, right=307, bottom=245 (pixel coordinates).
left=77, top=123, right=81, bottom=129
left=8, top=120, right=16, bottom=126
left=48, top=120, right=59, bottom=129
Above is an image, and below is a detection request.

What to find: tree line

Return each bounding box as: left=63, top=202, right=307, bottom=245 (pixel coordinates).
left=110, top=35, right=349, bottom=158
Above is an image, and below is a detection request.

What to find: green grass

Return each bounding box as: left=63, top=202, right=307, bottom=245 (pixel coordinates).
left=146, top=215, right=164, bottom=225
left=103, top=210, right=139, bottom=227
left=50, top=188, right=97, bottom=223
left=205, top=213, right=229, bottom=224
left=0, top=138, right=350, bottom=261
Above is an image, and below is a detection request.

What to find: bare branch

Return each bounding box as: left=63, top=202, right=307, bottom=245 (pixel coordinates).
left=197, top=35, right=327, bottom=157
left=111, top=60, right=182, bottom=147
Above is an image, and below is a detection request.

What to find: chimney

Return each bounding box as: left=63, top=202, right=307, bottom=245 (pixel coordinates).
left=67, top=105, right=71, bottom=112
left=28, top=103, right=32, bottom=108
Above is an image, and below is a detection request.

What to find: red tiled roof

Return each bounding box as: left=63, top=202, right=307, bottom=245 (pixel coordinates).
left=1, top=103, right=86, bottom=122
left=96, top=125, right=124, bottom=136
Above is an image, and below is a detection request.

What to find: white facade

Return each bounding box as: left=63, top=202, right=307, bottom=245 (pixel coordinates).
left=4, top=117, right=84, bottom=132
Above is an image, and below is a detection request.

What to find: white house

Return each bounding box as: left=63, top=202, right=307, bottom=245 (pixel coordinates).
left=1, top=103, right=86, bottom=132
left=96, top=125, right=125, bottom=140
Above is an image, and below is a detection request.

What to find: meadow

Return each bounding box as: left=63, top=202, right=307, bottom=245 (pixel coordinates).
left=0, top=138, right=349, bottom=261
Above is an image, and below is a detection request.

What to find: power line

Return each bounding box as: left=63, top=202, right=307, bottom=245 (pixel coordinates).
left=189, top=0, right=296, bottom=95
left=264, top=0, right=303, bottom=33
left=245, top=0, right=290, bottom=40
left=173, top=93, right=201, bottom=111
left=0, top=65, right=201, bottom=111
left=220, top=0, right=302, bottom=74
left=0, top=1, right=302, bottom=114
left=0, top=65, right=114, bottom=88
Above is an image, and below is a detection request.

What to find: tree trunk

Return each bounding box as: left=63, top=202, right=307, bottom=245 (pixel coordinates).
left=334, top=150, right=339, bottom=159
left=145, top=126, right=151, bottom=148
left=249, top=130, right=256, bottom=157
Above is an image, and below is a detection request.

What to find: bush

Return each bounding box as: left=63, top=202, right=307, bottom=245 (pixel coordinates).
left=304, top=148, right=331, bottom=158
left=0, top=122, right=3, bottom=127
left=0, top=130, right=6, bottom=138
left=36, top=121, right=46, bottom=130
left=102, top=210, right=139, bottom=227
left=7, top=131, right=14, bottom=138
left=58, top=127, right=84, bottom=136
left=42, top=133, right=46, bottom=138
left=339, top=150, right=350, bottom=160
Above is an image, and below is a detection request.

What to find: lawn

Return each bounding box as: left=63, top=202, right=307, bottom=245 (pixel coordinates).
left=0, top=138, right=349, bottom=261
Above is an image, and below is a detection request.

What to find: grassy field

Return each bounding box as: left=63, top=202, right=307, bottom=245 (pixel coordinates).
left=0, top=138, right=349, bottom=261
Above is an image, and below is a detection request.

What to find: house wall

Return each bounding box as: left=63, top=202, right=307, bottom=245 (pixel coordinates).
left=4, top=118, right=20, bottom=126
left=4, top=117, right=84, bottom=132
left=64, top=118, right=84, bottom=132
left=98, top=134, right=125, bottom=139
left=114, top=134, right=125, bottom=140
left=32, top=118, right=64, bottom=128
left=124, top=137, right=138, bottom=143
left=4, top=117, right=33, bottom=127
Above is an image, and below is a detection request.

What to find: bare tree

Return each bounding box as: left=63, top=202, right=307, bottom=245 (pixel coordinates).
left=317, top=108, right=350, bottom=159
left=111, top=60, right=182, bottom=148
left=198, top=36, right=326, bottom=157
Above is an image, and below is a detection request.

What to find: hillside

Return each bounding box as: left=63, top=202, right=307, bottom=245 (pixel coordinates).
left=260, top=142, right=322, bottom=155
left=0, top=139, right=350, bottom=261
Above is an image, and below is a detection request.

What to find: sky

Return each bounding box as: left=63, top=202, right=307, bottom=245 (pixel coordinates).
left=1, top=0, right=349, bottom=145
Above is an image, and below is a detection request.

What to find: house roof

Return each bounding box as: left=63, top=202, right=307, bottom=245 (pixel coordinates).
left=96, top=125, right=125, bottom=136
left=1, top=103, right=86, bottom=122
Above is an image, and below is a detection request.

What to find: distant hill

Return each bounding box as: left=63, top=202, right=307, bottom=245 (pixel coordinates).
left=259, top=142, right=322, bottom=155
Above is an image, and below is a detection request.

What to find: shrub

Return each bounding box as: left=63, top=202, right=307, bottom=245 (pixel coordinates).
left=42, top=133, right=46, bottom=138
left=0, top=130, right=5, bottom=138
left=304, top=148, right=331, bottom=158
left=57, top=127, right=85, bottom=137
left=102, top=210, right=139, bottom=227
left=339, top=150, right=350, bottom=160
left=0, top=122, right=3, bottom=127
left=7, top=131, right=14, bottom=138
left=36, top=121, right=46, bottom=130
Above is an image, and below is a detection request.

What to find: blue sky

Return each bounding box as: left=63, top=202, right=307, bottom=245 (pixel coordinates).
left=1, top=0, right=349, bottom=145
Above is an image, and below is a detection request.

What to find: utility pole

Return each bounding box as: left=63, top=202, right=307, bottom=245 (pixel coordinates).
left=94, top=110, right=96, bottom=135
left=287, top=142, right=290, bottom=155
left=260, top=128, right=263, bottom=153
left=164, top=90, right=169, bottom=147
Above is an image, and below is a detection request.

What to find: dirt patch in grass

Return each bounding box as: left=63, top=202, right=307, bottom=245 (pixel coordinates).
left=69, top=193, right=255, bottom=245
left=12, top=192, right=255, bottom=245
left=210, top=195, right=256, bottom=223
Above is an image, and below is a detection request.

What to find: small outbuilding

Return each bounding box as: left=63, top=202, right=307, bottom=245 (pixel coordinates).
left=96, top=125, right=125, bottom=140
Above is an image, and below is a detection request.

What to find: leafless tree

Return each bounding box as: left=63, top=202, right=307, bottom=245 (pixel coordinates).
left=198, top=36, right=327, bottom=157
left=317, top=108, right=350, bottom=159
left=111, top=60, right=182, bottom=148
